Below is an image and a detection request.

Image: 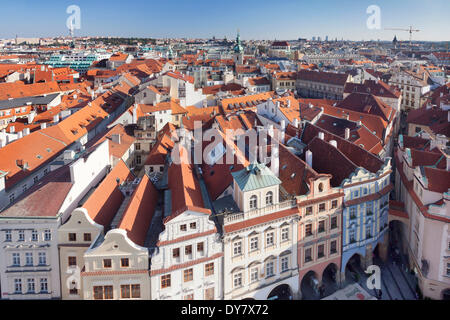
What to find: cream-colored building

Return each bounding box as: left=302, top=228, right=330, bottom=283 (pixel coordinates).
left=220, top=163, right=300, bottom=300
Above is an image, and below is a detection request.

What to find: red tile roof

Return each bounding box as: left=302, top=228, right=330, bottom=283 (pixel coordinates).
left=118, top=174, right=158, bottom=246
left=83, top=160, right=134, bottom=227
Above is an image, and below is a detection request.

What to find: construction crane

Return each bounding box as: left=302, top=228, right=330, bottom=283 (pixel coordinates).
left=385, top=26, right=420, bottom=48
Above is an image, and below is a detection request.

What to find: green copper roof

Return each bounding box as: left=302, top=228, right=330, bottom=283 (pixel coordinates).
left=233, top=32, right=244, bottom=53
left=231, top=163, right=281, bottom=192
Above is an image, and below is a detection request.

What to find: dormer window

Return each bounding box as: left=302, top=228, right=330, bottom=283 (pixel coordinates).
left=249, top=195, right=257, bottom=209
left=318, top=183, right=323, bottom=192
left=265, top=191, right=273, bottom=205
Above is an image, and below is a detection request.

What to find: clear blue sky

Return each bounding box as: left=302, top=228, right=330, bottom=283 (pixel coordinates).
left=1, top=0, right=449, bottom=41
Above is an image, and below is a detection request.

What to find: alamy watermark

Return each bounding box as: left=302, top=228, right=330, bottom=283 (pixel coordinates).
left=66, top=5, right=81, bottom=31
left=366, top=5, right=381, bottom=30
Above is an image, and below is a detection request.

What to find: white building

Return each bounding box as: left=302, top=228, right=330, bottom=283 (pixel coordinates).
left=0, top=140, right=110, bottom=299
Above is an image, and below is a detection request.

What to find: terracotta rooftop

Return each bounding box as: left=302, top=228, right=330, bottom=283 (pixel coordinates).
left=118, top=174, right=158, bottom=246
left=82, top=160, right=134, bottom=227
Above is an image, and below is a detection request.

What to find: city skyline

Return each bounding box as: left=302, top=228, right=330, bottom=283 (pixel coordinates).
left=1, top=0, right=450, bottom=41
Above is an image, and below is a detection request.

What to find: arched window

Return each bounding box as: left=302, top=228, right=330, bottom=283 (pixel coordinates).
left=249, top=195, right=257, bottom=209
left=266, top=191, right=273, bottom=205
left=318, top=183, right=323, bottom=192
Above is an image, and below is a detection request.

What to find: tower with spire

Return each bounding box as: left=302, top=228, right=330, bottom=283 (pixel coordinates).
left=233, top=29, right=244, bottom=65
left=393, top=35, right=398, bottom=49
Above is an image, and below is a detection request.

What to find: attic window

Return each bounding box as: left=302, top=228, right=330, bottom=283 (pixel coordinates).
left=282, top=164, right=287, bottom=170
left=46, top=148, right=51, bottom=153
left=36, top=155, right=42, bottom=159
left=290, top=173, right=296, bottom=179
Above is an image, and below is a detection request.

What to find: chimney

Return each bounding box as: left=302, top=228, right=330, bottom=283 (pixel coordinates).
left=345, top=128, right=350, bottom=140
left=53, top=114, right=60, bottom=123
left=426, top=103, right=431, bottom=110
left=112, top=134, right=121, bottom=144
left=447, top=157, right=450, bottom=171
left=357, top=120, right=362, bottom=127
left=287, top=99, right=291, bottom=108
left=17, top=131, right=23, bottom=139
left=27, top=111, right=36, bottom=124
left=448, top=111, right=450, bottom=123
left=132, top=103, right=138, bottom=124
left=306, top=150, right=313, bottom=167
left=276, top=101, right=280, bottom=109
left=280, top=119, right=286, bottom=131
left=41, top=123, right=47, bottom=130
left=10, top=126, right=15, bottom=133
left=293, top=118, right=299, bottom=128
left=330, top=140, right=337, bottom=148
left=270, top=143, right=279, bottom=178
left=318, top=132, right=325, bottom=140
left=0, top=139, right=5, bottom=148
left=23, top=128, right=30, bottom=136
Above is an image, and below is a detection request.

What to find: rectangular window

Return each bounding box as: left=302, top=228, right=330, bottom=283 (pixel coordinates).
left=319, top=203, right=326, bottom=212
left=83, top=233, right=91, bottom=242
left=38, top=252, right=46, bottom=265
left=233, top=241, right=242, bottom=256
left=233, top=273, right=242, bottom=288
left=44, top=229, right=51, bottom=241
left=184, top=268, right=193, bottom=282
left=12, top=253, right=20, bottom=266
left=18, top=230, right=25, bottom=242
left=205, top=262, right=214, bottom=276
left=197, top=242, right=204, bottom=253
left=250, top=237, right=258, bottom=251
left=104, top=286, right=113, bottom=299
left=318, top=244, right=325, bottom=258
left=161, top=274, right=171, bottom=288
left=135, top=143, right=141, bottom=151
left=250, top=268, right=258, bottom=282
left=190, top=222, right=196, bottom=229
left=349, top=207, right=357, bottom=219
left=68, top=233, right=76, bottom=241
left=121, top=285, right=130, bottom=299
left=68, top=256, right=77, bottom=266
left=131, top=284, right=140, bottom=298
left=366, top=225, right=372, bottom=238
left=14, top=279, right=22, bottom=294
left=281, top=256, right=289, bottom=272
left=305, top=206, right=313, bottom=215
left=281, top=228, right=289, bottom=241
left=447, top=263, right=450, bottom=276
left=185, top=245, right=192, bottom=255
left=31, top=230, right=38, bottom=241
left=305, top=224, right=313, bottom=237
left=331, top=216, right=338, bottom=229
left=121, top=258, right=129, bottom=267
left=25, top=252, right=33, bottom=266
left=40, top=278, right=48, bottom=293
left=331, top=200, right=338, bottom=209
left=27, top=278, right=35, bottom=293
left=103, top=259, right=112, bottom=268
left=318, top=221, right=325, bottom=233
left=266, top=232, right=274, bottom=247
left=305, top=248, right=312, bottom=262
left=180, top=224, right=187, bottom=232
left=5, top=230, right=12, bottom=242
left=93, top=286, right=103, bottom=300
left=349, top=229, right=356, bottom=243
left=173, top=248, right=180, bottom=258
left=266, top=261, right=274, bottom=277
left=330, top=240, right=337, bottom=254
left=204, top=287, right=214, bottom=300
